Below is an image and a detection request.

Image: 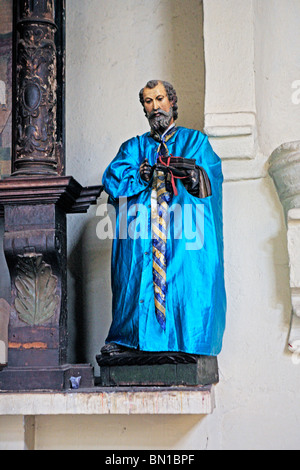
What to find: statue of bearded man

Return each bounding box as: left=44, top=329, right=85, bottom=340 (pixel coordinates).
left=101, top=80, right=226, bottom=357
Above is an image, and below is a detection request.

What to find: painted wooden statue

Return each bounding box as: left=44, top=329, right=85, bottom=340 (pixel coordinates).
left=101, top=80, right=226, bottom=357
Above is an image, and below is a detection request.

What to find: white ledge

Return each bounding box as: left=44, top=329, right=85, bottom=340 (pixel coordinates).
left=0, top=386, right=215, bottom=415
left=204, top=125, right=253, bottom=138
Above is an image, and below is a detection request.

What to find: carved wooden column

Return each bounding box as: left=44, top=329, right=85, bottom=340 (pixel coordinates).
left=0, top=0, right=103, bottom=391
left=12, top=0, right=63, bottom=176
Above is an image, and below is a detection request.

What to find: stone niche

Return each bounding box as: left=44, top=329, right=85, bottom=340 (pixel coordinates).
left=269, top=141, right=300, bottom=352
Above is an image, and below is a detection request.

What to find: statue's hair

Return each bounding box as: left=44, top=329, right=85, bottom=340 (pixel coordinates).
left=139, top=80, right=178, bottom=121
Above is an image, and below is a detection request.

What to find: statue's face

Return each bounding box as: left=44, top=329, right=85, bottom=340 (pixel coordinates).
left=143, top=83, right=174, bottom=132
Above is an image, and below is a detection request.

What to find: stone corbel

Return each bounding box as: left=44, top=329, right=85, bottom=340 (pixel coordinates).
left=204, top=112, right=257, bottom=161
left=204, top=112, right=266, bottom=181
left=268, top=141, right=300, bottom=352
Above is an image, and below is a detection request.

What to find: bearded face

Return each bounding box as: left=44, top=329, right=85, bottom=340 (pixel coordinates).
left=147, top=107, right=174, bottom=134
left=142, top=83, right=174, bottom=135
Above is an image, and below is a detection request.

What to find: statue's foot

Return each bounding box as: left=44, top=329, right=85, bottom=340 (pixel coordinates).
left=101, top=342, right=129, bottom=355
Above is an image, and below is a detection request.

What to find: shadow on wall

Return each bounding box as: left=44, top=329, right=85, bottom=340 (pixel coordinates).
left=66, top=0, right=205, bottom=368
left=68, top=203, right=112, bottom=367
left=162, top=0, right=205, bottom=132
left=34, top=414, right=206, bottom=450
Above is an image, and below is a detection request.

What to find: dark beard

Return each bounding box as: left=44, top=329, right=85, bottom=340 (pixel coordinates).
left=147, top=107, right=173, bottom=134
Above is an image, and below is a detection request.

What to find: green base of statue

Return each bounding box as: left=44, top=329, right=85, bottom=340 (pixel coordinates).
left=96, top=344, right=219, bottom=387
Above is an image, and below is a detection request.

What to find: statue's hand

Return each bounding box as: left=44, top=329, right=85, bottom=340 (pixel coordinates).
left=182, top=168, right=201, bottom=196
left=140, top=158, right=154, bottom=182
left=182, top=167, right=212, bottom=198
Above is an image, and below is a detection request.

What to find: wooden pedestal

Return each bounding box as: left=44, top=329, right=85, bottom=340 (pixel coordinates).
left=0, top=176, right=102, bottom=391
left=97, top=350, right=219, bottom=387
left=0, top=363, right=94, bottom=391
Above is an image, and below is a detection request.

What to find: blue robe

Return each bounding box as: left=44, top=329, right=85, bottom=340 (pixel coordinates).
left=102, top=126, right=226, bottom=355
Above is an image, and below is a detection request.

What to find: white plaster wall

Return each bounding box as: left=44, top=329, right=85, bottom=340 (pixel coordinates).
left=0, top=416, right=25, bottom=450
left=254, top=0, right=300, bottom=157
left=204, top=0, right=256, bottom=116
left=2, top=0, right=300, bottom=451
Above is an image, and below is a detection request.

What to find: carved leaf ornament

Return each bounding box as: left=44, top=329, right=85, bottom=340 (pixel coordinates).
left=14, top=253, right=59, bottom=326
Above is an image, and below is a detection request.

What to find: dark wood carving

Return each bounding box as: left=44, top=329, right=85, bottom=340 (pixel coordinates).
left=4, top=203, right=68, bottom=368
left=14, top=252, right=59, bottom=327
left=0, top=0, right=103, bottom=391
left=12, top=0, right=62, bottom=176
left=0, top=180, right=102, bottom=390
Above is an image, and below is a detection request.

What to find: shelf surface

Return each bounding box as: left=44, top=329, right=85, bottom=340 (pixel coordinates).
left=0, top=385, right=215, bottom=415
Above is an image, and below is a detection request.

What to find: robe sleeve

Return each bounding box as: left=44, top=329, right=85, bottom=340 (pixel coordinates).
left=197, top=135, right=222, bottom=185
left=186, top=132, right=223, bottom=199
left=102, top=137, right=150, bottom=199
left=196, top=134, right=225, bottom=263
